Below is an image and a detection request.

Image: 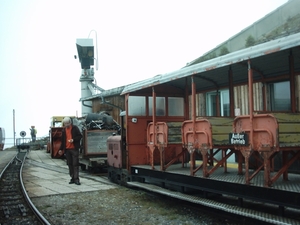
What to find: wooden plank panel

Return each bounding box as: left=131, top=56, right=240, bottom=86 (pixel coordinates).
left=274, top=113, right=300, bottom=147
left=279, top=124, right=300, bottom=133
left=194, top=117, right=234, bottom=145
left=212, top=126, right=233, bottom=134
left=166, top=122, right=182, bottom=144
left=168, top=128, right=181, bottom=135
left=273, top=113, right=300, bottom=122
left=168, top=135, right=182, bottom=144
left=234, top=85, right=251, bottom=115
left=167, top=122, right=182, bottom=128
left=279, top=134, right=300, bottom=146
left=205, top=117, right=233, bottom=126
left=195, top=93, right=205, bottom=116
left=212, top=135, right=231, bottom=145
left=253, top=82, right=263, bottom=111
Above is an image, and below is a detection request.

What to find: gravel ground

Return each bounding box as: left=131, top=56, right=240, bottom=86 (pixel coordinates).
left=31, top=185, right=249, bottom=225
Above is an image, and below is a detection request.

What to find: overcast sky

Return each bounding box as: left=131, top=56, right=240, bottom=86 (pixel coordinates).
left=0, top=0, right=288, bottom=147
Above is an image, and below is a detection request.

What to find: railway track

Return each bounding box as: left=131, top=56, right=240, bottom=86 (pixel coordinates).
left=0, top=151, right=50, bottom=225
left=1, top=149, right=298, bottom=224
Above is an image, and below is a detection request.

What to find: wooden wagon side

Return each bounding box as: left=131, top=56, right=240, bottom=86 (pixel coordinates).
left=147, top=121, right=185, bottom=171
left=182, top=117, right=234, bottom=177
left=232, top=113, right=300, bottom=187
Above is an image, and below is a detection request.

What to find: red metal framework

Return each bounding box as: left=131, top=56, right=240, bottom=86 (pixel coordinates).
left=233, top=114, right=279, bottom=186
left=146, top=86, right=186, bottom=171
left=232, top=60, right=300, bottom=187
left=233, top=112, right=300, bottom=187
left=182, top=118, right=235, bottom=177
left=147, top=122, right=168, bottom=170
left=181, top=76, right=235, bottom=177
left=147, top=122, right=186, bottom=171
left=182, top=119, right=211, bottom=176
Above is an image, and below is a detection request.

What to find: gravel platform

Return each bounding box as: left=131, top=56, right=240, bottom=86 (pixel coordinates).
left=31, top=185, right=254, bottom=225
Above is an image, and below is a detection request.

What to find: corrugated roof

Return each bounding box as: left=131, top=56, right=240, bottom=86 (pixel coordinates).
left=121, top=32, right=300, bottom=95
left=80, top=86, right=125, bottom=101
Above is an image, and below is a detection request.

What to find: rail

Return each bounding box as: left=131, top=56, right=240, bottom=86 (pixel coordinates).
left=0, top=152, right=51, bottom=224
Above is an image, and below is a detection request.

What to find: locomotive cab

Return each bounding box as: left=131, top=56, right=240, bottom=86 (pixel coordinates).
left=107, top=111, right=128, bottom=184
left=107, top=135, right=122, bottom=168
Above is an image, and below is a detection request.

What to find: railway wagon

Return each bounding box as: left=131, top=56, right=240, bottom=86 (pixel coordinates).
left=48, top=116, right=76, bottom=158
left=107, top=32, right=300, bottom=219
left=80, top=112, right=120, bottom=170
left=48, top=114, right=120, bottom=170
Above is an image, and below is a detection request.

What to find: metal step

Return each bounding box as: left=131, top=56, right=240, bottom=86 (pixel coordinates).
left=127, top=181, right=299, bottom=225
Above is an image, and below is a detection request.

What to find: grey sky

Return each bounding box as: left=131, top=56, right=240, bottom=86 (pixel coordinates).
left=0, top=0, right=288, bottom=146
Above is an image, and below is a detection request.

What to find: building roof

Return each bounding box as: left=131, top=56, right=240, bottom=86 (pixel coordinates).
left=187, top=0, right=300, bottom=66
left=80, top=86, right=125, bottom=101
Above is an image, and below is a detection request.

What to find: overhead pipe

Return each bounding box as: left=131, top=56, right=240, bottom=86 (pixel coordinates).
left=82, top=100, right=93, bottom=108
left=87, top=83, right=105, bottom=95
left=81, top=96, right=124, bottom=112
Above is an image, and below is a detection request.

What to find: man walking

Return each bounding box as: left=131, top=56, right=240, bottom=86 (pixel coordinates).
left=59, top=117, right=82, bottom=185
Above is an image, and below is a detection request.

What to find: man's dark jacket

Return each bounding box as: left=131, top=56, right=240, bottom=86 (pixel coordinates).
left=59, top=125, right=82, bottom=151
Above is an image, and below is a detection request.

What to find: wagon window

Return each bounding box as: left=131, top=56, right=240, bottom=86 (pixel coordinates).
left=128, top=96, right=146, bottom=116
left=168, top=97, right=184, bottom=116
left=221, top=90, right=230, bottom=116
left=206, top=89, right=229, bottom=116
left=269, top=81, right=291, bottom=111
left=149, top=97, right=165, bottom=116
left=206, top=92, right=217, bottom=116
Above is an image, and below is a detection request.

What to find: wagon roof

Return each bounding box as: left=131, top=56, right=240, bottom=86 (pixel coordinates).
left=121, top=32, right=300, bottom=95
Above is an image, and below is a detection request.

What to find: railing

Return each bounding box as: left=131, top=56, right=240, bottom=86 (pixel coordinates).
left=2, top=137, right=49, bottom=150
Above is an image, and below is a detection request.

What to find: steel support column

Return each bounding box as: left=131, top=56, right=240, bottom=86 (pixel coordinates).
left=189, top=76, right=197, bottom=176
left=228, top=67, right=234, bottom=117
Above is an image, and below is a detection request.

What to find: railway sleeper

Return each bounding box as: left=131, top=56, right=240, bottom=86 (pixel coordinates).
left=18, top=203, right=27, bottom=216
left=2, top=205, right=10, bottom=218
